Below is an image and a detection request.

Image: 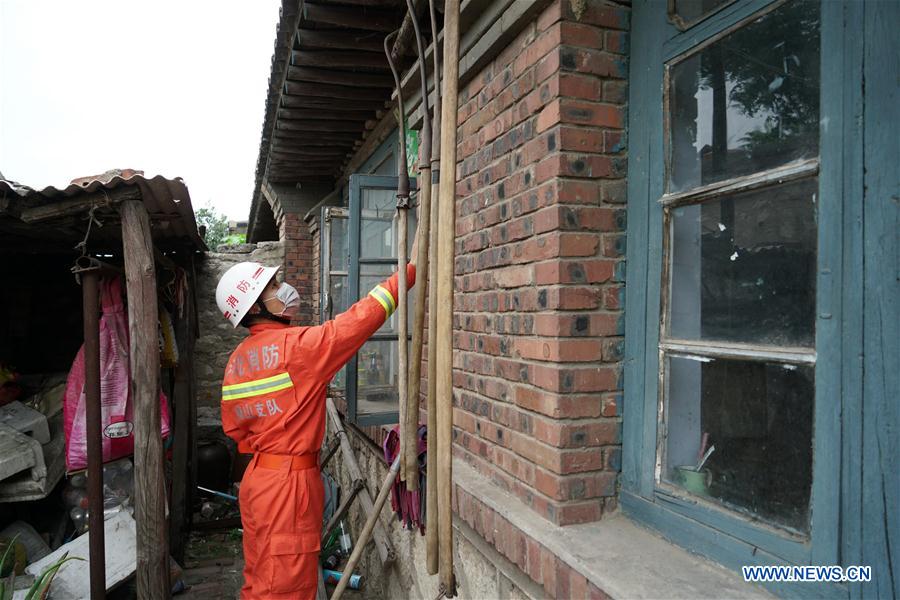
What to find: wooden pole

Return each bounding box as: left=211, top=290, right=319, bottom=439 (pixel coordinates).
left=385, top=29, right=412, bottom=485
left=120, top=200, right=169, bottom=599
left=331, top=456, right=401, bottom=600
left=397, top=208, right=409, bottom=483
left=325, top=398, right=396, bottom=566
left=425, top=0, right=442, bottom=575
left=404, top=0, right=433, bottom=493
left=170, top=255, right=196, bottom=563
left=436, top=0, right=460, bottom=594
left=80, top=269, right=106, bottom=600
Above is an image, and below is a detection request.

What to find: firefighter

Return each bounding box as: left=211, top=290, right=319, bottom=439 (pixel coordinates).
left=216, top=236, right=417, bottom=599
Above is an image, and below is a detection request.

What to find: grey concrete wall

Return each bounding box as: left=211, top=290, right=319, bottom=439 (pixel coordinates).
left=324, top=419, right=544, bottom=600
left=195, top=242, right=285, bottom=410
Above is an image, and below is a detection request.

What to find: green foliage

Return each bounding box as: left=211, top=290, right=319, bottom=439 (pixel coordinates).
left=1, top=535, right=84, bottom=600
left=194, top=203, right=231, bottom=249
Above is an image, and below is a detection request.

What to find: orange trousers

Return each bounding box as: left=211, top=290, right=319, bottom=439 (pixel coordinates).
left=238, top=455, right=323, bottom=599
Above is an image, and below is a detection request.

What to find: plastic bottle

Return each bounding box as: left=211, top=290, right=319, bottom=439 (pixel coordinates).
left=339, top=521, right=352, bottom=555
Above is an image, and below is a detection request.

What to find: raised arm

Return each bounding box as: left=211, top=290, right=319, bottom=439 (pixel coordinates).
left=298, top=264, right=416, bottom=382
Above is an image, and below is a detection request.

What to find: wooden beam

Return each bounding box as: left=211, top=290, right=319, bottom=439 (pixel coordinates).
left=121, top=200, right=169, bottom=599
left=284, top=80, right=388, bottom=100
left=278, top=107, right=376, bottom=121
left=277, top=119, right=364, bottom=133
left=270, top=160, right=343, bottom=170
left=272, top=134, right=359, bottom=147
left=291, top=49, right=388, bottom=71
left=296, top=28, right=387, bottom=53
left=341, top=110, right=398, bottom=183
left=271, top=150, right=348, bottom=161
left=286, top=65, right=393, bottom=88
left=281, top=93, right=387, bottom=111
left=270, top=164, right=342, bottom=174
left=19, top=185, right=141, bottom=223
left=302, top=3, right=400, bottom=32
left=266, top=174, right=336, bottom=184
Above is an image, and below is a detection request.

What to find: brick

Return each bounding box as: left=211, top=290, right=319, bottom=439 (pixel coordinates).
left=560, top=46, right=628, bottom=79
left=536, top=0, right=563, bottom=32
left=601, top=392, right=620, bottom=417
left=530, top=363, right=619, bottom=393
left=603, top=79, right=628, bottom=104
left=571, top=570, right=590, bottom=600
left=513, top=338, right=602, bottom=362
left=555, top=558, right=572, bottom=599
left=559, top=72, right=603, bottom=100
left=566, top=2, right=630, bottom=31
left=493, top=265, right=534, bottom=288
left=527, top=538, right=543, bottom=584
left=541, top=547, right=558, bottom=597
left=560, top=21, right=604, bottom=49
left=513, top=23, right=562, bottom=79
left=557, top=500, right=604, bottom=525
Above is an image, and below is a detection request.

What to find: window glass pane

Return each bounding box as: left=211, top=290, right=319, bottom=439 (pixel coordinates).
left=671, top=0, right=732, bottom=26
left=330, top=216, right=349, bottom=272
left=360, top=188, right=418, bottom=259
left=668, top=1, right=820, bottom=192
left=329, top=274, right=349, bottom=318
left=357, top=339, right=400, bottom=417
left=361, top=189, right=397, bottom=259
left=669, top=178, right=817, bottom=347
left=663, top=355, right=812, bottom=533
left=359, top=262, right=415, bottom=335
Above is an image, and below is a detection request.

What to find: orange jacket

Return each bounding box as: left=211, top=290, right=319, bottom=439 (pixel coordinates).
left=221, top=265, right=415, bottom=455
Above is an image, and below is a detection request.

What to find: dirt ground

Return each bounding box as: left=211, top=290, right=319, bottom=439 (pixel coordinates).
left=176, top=529, right=365, bottom=599
left=179, top=529, right=245, bottom=599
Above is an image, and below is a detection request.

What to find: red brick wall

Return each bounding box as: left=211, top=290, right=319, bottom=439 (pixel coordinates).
left=449, top=0, right=629, bottom=526
left=280, top=212, right=315, bottom=325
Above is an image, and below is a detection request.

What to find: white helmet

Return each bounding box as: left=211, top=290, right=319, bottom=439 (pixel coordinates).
left=215, top=262, right=279, bottom=327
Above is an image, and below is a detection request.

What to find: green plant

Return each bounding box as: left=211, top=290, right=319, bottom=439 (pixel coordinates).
left=194, top=203, right=231, bottom=249
left=1, top=535, right=84, bottom=600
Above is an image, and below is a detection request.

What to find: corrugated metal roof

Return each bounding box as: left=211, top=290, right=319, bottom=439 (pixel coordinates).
left=0, top=169, right=207, bottom=252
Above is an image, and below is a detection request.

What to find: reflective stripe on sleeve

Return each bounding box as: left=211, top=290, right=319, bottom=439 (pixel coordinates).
left=222, top=372, right=294, bottom=401
left=368, top=284, right=396, bottom=318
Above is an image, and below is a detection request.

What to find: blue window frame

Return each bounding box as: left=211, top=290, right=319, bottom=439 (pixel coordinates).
left=342, top=174, right=416, bottom=427
left=621, top=1, right=893, bottom=597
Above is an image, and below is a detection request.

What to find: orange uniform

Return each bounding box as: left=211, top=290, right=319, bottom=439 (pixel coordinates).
left=221, top=265, right=415, bottom=599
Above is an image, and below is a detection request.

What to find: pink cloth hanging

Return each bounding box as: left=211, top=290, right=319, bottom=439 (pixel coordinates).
left=64, top=276, right=171, bottom=471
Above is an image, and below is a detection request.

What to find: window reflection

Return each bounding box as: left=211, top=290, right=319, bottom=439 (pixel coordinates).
left=668, top=1, right=820, bottom=192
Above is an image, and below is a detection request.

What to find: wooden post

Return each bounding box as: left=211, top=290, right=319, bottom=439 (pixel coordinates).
left=81, top=269, right=106, bottom=600
left=120, top=200, right=169, bottom=599
left=169, top=253, right=196, bottom=562
left=425, top=0, right=442, bottom=574
left=436, top=0, right=460, bottom=594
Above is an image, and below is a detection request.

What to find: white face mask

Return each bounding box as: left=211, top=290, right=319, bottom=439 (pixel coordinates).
left=262, top=282, right=300, bottom=318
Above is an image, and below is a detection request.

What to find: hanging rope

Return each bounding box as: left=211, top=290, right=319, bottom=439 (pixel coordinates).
left=74, top=203, right=103, bottom=256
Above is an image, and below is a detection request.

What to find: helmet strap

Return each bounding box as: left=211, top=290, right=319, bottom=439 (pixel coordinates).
left=254, top=298, right=292, bottom=325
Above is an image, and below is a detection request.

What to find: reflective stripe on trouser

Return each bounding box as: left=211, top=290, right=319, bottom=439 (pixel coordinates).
left=239, top=454, right=323, bottom=600
left=368, top=284, right=396, bottom=318
left=222, top=372, right=294, bottom=401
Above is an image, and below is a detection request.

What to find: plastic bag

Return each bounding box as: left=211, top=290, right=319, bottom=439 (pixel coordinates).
left=63, top=276, right=170, bottom=471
